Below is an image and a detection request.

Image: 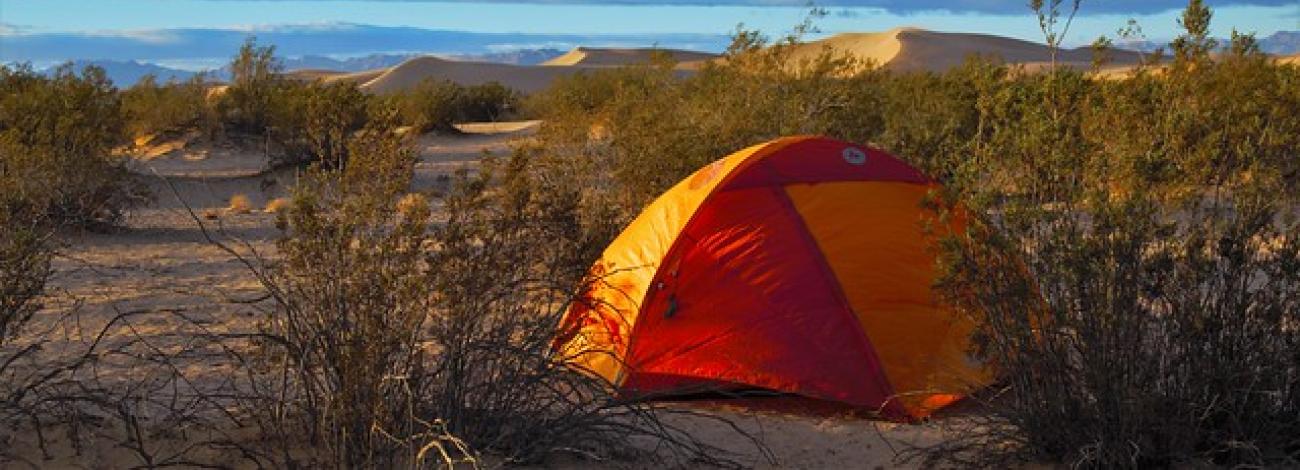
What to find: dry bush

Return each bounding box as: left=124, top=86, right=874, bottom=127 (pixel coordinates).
left=217, top=37, right=283, bottom=134
left=0, top=64, right=149, bottom=229
left=172, top=118, right=756, bottom=468
left=120, top=73, right=216, bottom=141
left=263, top=197, right=291, bottom=214
left=521, top=4, right=1300, bottom=467
left=0, top=201, right=54, bottom=463
left=226, top=193, right=253, bottom=214
left=909, top=3, right=1300, bottom=467
left=384, top=79, right=521, bottom=134
left=269, top=80, right=373, bottom=169
left=0, top=206, right=50, bottom=345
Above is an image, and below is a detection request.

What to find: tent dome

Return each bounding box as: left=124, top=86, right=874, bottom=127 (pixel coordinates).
left=554, top=136, right=990, bottom=419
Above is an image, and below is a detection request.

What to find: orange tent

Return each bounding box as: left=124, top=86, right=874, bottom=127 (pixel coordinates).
left=554, top=136, right=990, bottom=420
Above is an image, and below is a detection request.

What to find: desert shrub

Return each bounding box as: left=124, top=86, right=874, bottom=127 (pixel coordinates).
left=218, top=117, right=743, bottom=467
left=386, top=78, right=463, bottom=133
left=120, top=73, right=215, bottom=140
left=241, top=123, right=432, bottom=467
left=519, top=3, right=1300, bottom=467
left=915, top=3, right=1300, bottom=468
left=219, top=37, right=284, bottom=134
left=866, top=59, right=996, bottom=181
left=0, top=203, right=51, bottom=348
left=526, top=30, right=875, bottom=215
left=0, top=63, right=148, bottom=229
left=269, top=80, right=372, bottom=168
left=456, top=81, right=518, bottom=122
left=387, top=79, right=521, bottom=133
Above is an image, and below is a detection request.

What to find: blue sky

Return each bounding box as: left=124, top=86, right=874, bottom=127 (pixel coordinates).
left=0, top=0, right=1295, bottom=60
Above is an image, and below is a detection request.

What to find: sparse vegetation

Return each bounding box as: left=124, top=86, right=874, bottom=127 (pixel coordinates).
left=226, top=193, right=254, bottom=214
left=207, top=124, right=749, bottom=467
left=1, top=1, right=1297, bottom=467
left=386, top=78, right=520, bottom=133
left=269, top=80, right=373, bottom=168
left=519, top=2, right=1300, bottom=468
left=120, top=73, right=217, bottom=141
left=0, top=63, right=148, bottom=229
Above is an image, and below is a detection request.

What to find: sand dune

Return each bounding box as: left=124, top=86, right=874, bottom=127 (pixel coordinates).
left=281, top=68, right=347, bottom=82
left=785, top=27, right=1143, bottom=72
left=323, top=68, right=389, bottom=86
left=359, top=56, right=590, bottom=94
left=360, top=55, right=698, bottom=94
left=319, top=28, right=1169, bottom=95
left=782, top=29, right=906, bottom=68
left=542, top=47, right=718, bottom=67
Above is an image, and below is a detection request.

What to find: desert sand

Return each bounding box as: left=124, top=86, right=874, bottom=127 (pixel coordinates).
left=358, top=56, right=599, bottom=94
left=782, top=27, right=1143, bottom=72
left=542, top=46, right=718, bottom=67
left=278, top=28, right=1159, bottom=95
left=17, top=121, right=968, bottom=468
left=281, top=68, right=349, bottom=82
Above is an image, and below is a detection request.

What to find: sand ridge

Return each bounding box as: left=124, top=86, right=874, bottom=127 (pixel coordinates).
left=782, top=27, right=1144, bottom=72
left=359, top=56, right=597, bottom=94
left=542, top=46, right=718, bottom=67
left=294, top=28, right=1161, bottom=95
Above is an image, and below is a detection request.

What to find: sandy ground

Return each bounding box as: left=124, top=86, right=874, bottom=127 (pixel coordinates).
left=19, top=120, right=959, bottom=469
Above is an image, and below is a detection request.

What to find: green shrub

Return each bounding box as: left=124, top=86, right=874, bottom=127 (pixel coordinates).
left=227, top=119, right=741, bottom=467
left=269, top=80, right=372, bottom=168
left=218, top=37, right=283, bottom=134
left=456, top=81, right=518, bottom=122
left=0, top=64, right=148, bottom=229
left=120, top=73, right=215, bottom=140
left=920, top=4, right=1300, bottom=467
left=387, top=79, right=520, bottom=133
left=521, top=5, right=1300, bottom=467
left=0, top=202, right=50, bottom=348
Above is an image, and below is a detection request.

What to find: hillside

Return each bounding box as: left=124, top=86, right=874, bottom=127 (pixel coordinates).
left=783, top=27, right=1143, bottom=72
left=358, top=56, right=598, bottom=94
left=542, top=47, right=718, bottom=67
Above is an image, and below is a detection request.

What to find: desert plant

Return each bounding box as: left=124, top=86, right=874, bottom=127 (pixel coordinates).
left=219, top=37, right=284, bottom=134
left=270, top=80, right=372, bottom=168
left=0, top=63, right=148, bottom=229
left=196, top=114, right=757, bottom=467
left=120, top=73, right=214, bottom=141
left=456, top=81, right=518, bottom=123
left=386, top=79, right=519, bottom=133
left=910, top=2, right=1300, bottom=468
left=0, top=202, right=51, bottom=349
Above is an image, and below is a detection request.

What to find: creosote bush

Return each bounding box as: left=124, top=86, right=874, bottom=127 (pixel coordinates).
left=0, top=204, right=51, bottom=349
left=522, top=3, right=1300, bottom=467
left=120, top=73, right=216, bottom=140
left=225, top=120, right=745, bottom=467
left=269, top=80, right=372, bottom=168
left=0, top=63, right=148, bottom=229
left=385, top=78, right=520, bottom=133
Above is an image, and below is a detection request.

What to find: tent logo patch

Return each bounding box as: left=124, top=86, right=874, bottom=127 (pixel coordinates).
left=842, top=147, right=867, bottom=166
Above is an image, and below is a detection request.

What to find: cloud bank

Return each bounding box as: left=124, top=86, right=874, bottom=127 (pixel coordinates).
left=0, top=23, right=730, bottom=63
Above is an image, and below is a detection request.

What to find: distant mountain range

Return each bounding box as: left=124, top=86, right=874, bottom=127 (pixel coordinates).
left=1118, top=30, right=1299, bottom=55
left=1259, top=31, right=1300, bottom=55
left=3, top=22, right=723, bottom=65
left=36, top=49, right=571, bottom=87
left=12, top=24, right=1297, bottom=88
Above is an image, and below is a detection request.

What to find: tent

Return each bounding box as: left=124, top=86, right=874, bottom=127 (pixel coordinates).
left=553, top=136, right=990, bottom=420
